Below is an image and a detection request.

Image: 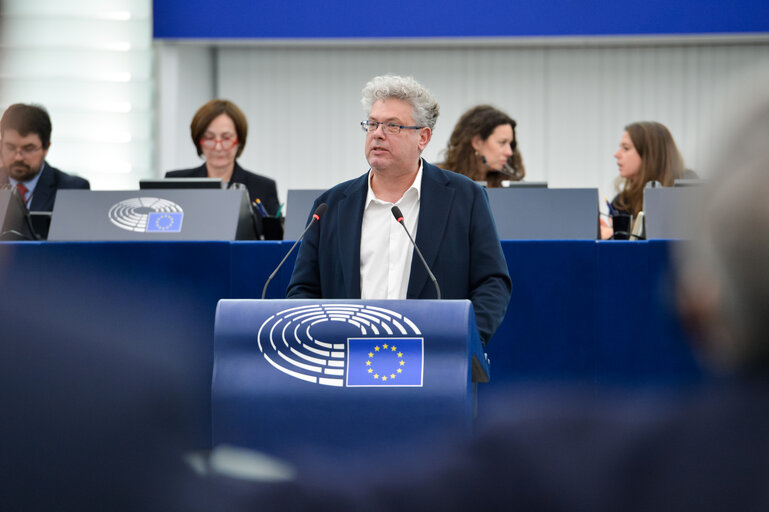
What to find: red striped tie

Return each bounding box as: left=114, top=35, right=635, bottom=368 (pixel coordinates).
left=16, top=183, right=28, bottom=204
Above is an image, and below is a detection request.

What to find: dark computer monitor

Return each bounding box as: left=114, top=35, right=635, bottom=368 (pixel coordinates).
left=29, top=212, right=52, bottom=240
left=139, top=178, right=223, bottom=190
left=501, top=181, right=548, bottom=188
left=475, top=181, right=547, bottom=188
left=674, top=178, right=705, bottom=187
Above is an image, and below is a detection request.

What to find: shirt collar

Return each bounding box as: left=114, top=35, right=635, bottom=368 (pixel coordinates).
left=365, top=158, right=423, bottom=208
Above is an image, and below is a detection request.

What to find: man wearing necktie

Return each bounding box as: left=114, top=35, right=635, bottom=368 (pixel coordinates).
left=0, top=103, right=89, bottom=212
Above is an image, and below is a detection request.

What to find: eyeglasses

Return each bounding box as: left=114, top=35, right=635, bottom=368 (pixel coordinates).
left=360, top=121, right=424, bottom=135
left=2, top=142, right=43, bottom=157
left=200, top=136, right=238, bottom=150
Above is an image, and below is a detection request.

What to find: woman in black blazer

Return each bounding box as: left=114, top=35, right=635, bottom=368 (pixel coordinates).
left=165, top=99, right=280, bottom=217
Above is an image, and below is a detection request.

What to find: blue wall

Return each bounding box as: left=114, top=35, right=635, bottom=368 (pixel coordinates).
left=154, top=0, right=769, bottom=39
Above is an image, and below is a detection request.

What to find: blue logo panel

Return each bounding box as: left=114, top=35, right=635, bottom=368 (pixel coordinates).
left=146, top=212, right=183, bottom=232
left=347, top=337, right=423, bottom=387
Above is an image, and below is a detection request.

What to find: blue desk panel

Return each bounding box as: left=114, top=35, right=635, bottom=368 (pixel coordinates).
left=0, top=242, right=234, bottom=447
left=0, top=240, right=703, bottom=447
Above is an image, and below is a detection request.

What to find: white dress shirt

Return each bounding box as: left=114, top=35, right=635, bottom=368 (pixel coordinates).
left=360, top=161, right=423, bottom=300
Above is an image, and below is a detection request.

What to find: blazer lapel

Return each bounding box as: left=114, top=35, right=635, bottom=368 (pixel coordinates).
left=191, top=163, right=208, bottom=178
left=336, top=173, right=368, bottom=298
left=29, top=163, right=56, bottom=212
left=407, top=161, right=454, bottom=298
left=230, top=162, right=247, bottom=182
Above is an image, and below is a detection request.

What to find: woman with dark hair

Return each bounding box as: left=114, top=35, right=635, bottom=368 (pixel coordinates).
left=165, top=99, right=280, bottom=217
left=602, top=121, right=686, bottom=239
left=440, top=105, right=525, bottom=187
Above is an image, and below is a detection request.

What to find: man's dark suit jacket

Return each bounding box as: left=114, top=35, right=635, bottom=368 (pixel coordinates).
left=286, top=160, right=512, bottom=343
left=30, top=162, right=90, bottom=212
left=165, top=162, right=280, bottom=215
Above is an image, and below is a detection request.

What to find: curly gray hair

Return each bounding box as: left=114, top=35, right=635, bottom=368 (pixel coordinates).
left=361, top=75, right=440, bottom=130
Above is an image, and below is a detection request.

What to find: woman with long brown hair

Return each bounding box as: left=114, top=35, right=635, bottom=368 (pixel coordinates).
left=440, top=105, right=525, bottom=187
left=602, top=121, right=686, bottom=239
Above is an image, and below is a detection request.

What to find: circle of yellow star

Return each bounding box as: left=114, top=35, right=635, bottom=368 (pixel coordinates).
left=363, top=341, right=409, bottom=382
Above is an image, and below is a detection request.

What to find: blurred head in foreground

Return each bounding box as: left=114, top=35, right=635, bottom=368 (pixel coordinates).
left=677, top=77, right=769, bottom=374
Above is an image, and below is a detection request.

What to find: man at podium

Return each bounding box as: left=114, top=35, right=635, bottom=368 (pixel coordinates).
left=287, top=75, right=511, bottom=343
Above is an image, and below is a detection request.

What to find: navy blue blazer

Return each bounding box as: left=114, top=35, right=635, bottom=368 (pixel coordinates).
left=286, top=160, right=512, bottom=343
left=165, top=162, right=280, bottom=216
left=30, top=162, right=90, bottom=212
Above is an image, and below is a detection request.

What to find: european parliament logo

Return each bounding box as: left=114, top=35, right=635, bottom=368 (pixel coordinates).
left=256, top=304, right=425, bottom=388
left=108, top=197, right=184, bottom=233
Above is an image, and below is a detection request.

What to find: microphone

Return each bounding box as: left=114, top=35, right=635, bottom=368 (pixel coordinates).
left=390, top=205, right=441, bottom=300
left=261, top=203, right=327, bottom=300
left=481, top=155, right=519, bottom=180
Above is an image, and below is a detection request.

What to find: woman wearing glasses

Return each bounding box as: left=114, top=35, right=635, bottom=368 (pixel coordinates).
left=165, top=99, right=280, bottom=217
left=439, top=105, right=525, bottom=188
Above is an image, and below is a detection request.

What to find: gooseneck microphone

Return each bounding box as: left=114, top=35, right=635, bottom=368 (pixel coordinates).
left=261, top=203, right=328, bottom=300
left=390, top=205, right=441, bottom=300
left=480, top=154, right=519, bottom=180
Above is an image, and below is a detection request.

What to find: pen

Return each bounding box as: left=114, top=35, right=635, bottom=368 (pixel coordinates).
left=604, top=197, right=617, bottom=217
left=275, top=202, right=284, bottom=218
left=253, top=198, right=269, bottom=217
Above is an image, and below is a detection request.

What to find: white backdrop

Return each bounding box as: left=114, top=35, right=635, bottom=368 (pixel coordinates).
left=157, top=38, right=769, bottom=211
left=0, top=0, right=154, bottom=191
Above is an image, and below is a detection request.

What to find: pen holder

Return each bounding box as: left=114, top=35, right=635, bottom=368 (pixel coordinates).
left=611, top=213, right=633, bottom=240
left=261, top=216, right=284, bottom=240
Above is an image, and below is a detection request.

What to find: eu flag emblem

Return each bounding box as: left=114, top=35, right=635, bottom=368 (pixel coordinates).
left=346, top=337, right=423, bottom=387
left=146, top=212, right=183, bottom=233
